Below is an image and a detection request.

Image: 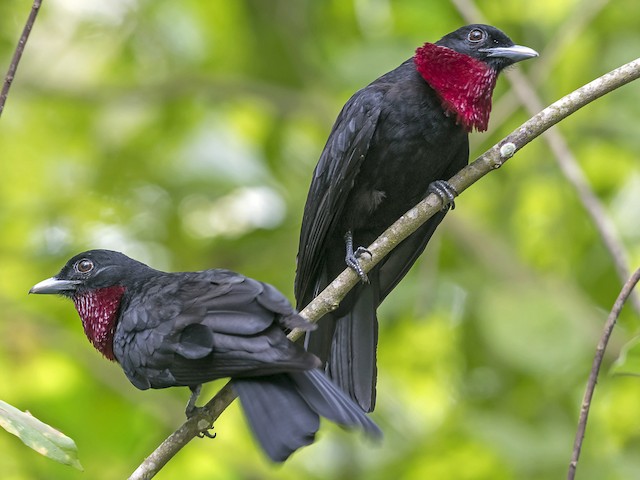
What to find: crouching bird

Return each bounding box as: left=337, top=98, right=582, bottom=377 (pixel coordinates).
left=30, top=249, right=381, bottom=462
left=295, top=24, right=538, bottom=412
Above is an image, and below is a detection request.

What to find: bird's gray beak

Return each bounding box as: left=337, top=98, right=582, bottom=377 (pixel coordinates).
left=483, top=44, right=539, bottom=63
left=29, top=277, right=81, bottom=295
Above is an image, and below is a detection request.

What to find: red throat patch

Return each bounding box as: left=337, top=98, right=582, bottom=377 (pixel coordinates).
left=74, top=286, right=126, bottom=361
left=414, top=43, right=498, bottom=132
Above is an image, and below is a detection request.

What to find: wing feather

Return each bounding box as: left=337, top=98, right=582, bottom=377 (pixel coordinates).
left=115, top=272, right=319, bottom=389
left=294, top=86, right=385, bottom=307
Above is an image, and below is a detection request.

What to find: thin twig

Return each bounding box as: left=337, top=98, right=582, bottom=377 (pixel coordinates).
left=128, top=58, right=640, bottom=480
left=128, top=384, right=236, bottom=480
left=0, top=0, right=43, bottom=118
left=492, top=0, right=611, bottom=119
left=451, top=0, right=640, bottom=316
left=567, top=267, right=640, bottom=480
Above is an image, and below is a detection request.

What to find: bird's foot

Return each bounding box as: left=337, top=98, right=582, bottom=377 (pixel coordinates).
left=346, top=250, right=371, bottom=283
left=185, top=386, right=217, bottom=438
left=196, top=423, right=216, bottom=439
left=185, top=404, right=205, bottom=419
left=427, top=180, right=458, bottom=211
left=345, top=231, right=370, bottom=283
left=185, top=385, right=203, bottom=418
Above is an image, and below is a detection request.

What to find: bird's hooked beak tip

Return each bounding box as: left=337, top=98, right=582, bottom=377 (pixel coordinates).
left=29, top=277, right=81, bottom=295
left=482, top=44, right=539, bottom=62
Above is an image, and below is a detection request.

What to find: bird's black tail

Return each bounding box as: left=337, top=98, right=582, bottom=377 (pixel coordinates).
left=303, top=267, right=380, bottom=413
left=326, top=279, right=379, bottom=413
left=304, top=211, right=449, bottom=413
left=232, top=369, right=380, bottom=462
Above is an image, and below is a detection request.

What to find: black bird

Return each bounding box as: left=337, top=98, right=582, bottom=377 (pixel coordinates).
left=30, top=249, right=380, bottom=462
left=295, top=24, right=537, bottom=412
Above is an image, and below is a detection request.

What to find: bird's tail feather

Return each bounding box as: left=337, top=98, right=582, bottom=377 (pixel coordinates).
left=289, top=369, right=381, bottom=437
left=233, top=375, right=318, bottom=462
left=303, top=312, right=336, bottom=365
left=327, top=272, right=379, bottom=413
left=232, top=370, right=380, bottom=462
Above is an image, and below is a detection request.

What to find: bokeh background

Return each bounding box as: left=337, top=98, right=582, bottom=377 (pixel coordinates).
left=2, top=0, right=640, bottom=478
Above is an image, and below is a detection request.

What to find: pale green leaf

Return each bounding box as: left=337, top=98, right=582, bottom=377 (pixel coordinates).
left=0, top=400, right=83, bottom=471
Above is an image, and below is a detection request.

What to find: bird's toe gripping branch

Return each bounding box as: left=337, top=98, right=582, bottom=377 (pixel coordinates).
left=185, top=385, right=217, bottom=439
left=197, top=425, right=217, bottom=439
left=344, top=231, right=371, bottom=283
left=427, top=180, right=458, bottom=211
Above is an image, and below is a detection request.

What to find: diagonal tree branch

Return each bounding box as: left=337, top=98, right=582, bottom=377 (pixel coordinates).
left=451, top=0, right=640, bottom=315
left=128, top=58, right=640, bottom=480
left=507, top=68, right=640, bottom=314
left=491, top=0, right=610, bottom=121
left=0, top=0, right=43, bottom=118
left=567, top=267, right=640, bottom=480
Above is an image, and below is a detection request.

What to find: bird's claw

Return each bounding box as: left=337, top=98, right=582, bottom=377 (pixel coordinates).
left=354, top=246, right=372, bottom=259
left=427, top=180, right=458, bottom=211
left=197, top=425, right=216, bottom=439
left=186, top=396, right=217, bottom=439
left=346, top=252, right=369, bottom=283
left=344, top=231, right=370, bottom=283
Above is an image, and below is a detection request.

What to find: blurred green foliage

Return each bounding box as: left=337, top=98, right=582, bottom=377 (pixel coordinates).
left=1, top=0, right=640, bottom=478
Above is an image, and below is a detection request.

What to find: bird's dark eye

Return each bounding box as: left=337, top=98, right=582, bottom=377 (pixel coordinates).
left=468, top=29, right=485, bottom=43
left=75, top=259, right=94, bottom=274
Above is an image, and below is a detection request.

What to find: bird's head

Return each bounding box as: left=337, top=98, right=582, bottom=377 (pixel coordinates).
left=30, top=249, right=145, bottom=296
left=414, top=24, right=538, bottom=132
left=436, top=24, right=538, bottom=73
left=30, top=249, right=153, bottom=361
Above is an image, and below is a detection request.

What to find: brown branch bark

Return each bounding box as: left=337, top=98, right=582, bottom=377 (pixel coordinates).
left=0, top=0, right=42, bottom=118
left=128, top=57, right=640, bottom=480
left=567, top=267, right=640, bottom=480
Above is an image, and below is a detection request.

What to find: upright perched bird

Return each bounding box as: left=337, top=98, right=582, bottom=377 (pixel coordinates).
left=295, top=24, right=537, bottom=412
left=30, top=250, right=380, bottom=462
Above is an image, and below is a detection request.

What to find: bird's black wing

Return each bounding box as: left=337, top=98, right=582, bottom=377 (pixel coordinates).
left=115, top=270, right=319, bottom=389
left=294, top=86, right=385, bottom=308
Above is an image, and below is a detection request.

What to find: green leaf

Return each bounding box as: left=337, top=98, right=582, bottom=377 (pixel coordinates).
left=0, top=400, right=83, bottom=471
left=611, top=336, right=640, bottom=377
